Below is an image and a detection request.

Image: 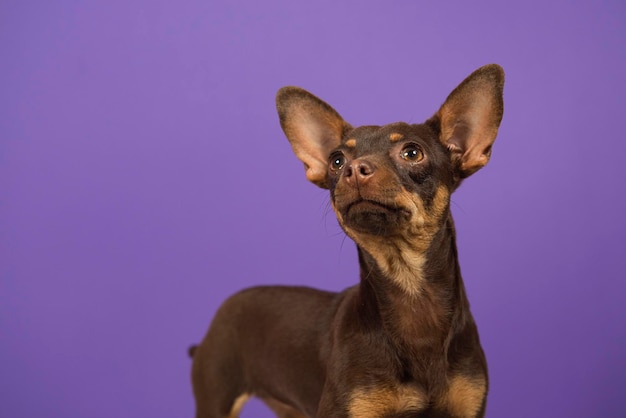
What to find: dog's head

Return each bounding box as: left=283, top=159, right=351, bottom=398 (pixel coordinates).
left=277, top=65, right=504, bottom=257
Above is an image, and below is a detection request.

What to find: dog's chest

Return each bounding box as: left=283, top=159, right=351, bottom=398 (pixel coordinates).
left=346, top=374, right=486, bottom=418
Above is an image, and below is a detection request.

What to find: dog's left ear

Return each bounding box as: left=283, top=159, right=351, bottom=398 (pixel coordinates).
left=435, top=64, right=504, bottom=178
left=277, top=87, right=351, bottom=188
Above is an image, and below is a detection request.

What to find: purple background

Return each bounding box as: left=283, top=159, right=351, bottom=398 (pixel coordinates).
left=1, top=1, right=625, bottom=417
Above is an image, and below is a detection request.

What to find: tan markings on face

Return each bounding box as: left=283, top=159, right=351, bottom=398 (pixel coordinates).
left=430, top=184, right=449, bottom=219
left=228, top=394, right=251, bottom=418
left=389, top=132, right=404, bottom=142
left=348, top=385, right=427, bottom=418
left=344, top=138, right=357, bottom=148
left=333, top=185, right=450, bottom=296
left=405, top=185, right=449, bottom=240
left=439, top=375, right=487, bottom=418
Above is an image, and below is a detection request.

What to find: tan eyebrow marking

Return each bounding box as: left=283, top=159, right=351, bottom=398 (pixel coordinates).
left=390, top=133, right=403, bottom=142
left=345, top=138, right=357, bottom=148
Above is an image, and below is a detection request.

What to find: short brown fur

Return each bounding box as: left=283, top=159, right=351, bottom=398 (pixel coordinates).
left=191, top=64, right=505, bottom=418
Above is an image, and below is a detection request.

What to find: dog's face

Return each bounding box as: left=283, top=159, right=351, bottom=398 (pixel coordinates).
left=277, top=65, right=504, bottom=257
left=325, top=122, right=455, bottom=244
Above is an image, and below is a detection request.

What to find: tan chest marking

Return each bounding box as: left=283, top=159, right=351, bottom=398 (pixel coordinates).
left=439, top=375, right=487, bottom=418
left=347, top=385, right=427, bottom=418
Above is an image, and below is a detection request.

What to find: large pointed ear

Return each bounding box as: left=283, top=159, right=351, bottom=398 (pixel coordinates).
left=436, top=64, right=504, bottom=178
left=276, top=86, right=350, bottom=188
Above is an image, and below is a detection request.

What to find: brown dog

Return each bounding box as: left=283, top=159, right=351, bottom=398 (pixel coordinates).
left=190, top=64, right=504, bottom=418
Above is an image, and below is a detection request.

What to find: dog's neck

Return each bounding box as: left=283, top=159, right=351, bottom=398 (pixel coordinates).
left=354, top=213, right=471, bottom=387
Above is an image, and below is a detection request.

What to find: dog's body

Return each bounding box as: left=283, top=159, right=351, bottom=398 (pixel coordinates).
left=191, top=65, right=504, bottom=418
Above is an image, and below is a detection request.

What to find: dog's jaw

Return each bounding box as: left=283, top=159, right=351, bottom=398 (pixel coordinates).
left=339, top=199, right=412, bottom=236
left=332, top=180, right=451, bottom=297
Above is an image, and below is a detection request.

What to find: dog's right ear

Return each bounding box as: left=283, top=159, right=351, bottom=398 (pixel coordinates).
left=277, top=87, right=350, bottom=188
left=435, top=64, right=505, bottom=179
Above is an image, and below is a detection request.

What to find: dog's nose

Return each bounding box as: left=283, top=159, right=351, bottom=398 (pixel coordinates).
left=345, top=159, right=375, bottom=184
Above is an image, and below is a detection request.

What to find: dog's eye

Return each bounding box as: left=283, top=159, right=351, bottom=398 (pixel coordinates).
left=330, top=153, right=346, bottom=171
left=401, top=144, right=424, bottom=162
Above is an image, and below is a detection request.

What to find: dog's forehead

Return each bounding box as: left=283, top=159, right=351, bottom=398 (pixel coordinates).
left=342, top=122, right=435, bottom=155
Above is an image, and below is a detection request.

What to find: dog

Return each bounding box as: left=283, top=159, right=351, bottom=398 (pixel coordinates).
left=190, top=64, right=504, bottom=418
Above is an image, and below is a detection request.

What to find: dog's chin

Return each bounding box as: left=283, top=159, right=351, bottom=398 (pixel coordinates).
left=341, top=201, right=410, bottom=236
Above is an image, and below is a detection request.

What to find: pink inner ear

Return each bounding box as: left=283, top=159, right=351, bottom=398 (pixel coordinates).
left=444, top=116, right=498, bottom=177
left=277, top=87, right=348, bottom=188
left=437, top=69, right=503, bottom=177
left=287, top=111, right=346, bottom=188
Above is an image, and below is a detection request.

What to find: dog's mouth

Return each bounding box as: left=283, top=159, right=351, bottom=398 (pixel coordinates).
left=342, top=199, right=412, bottom=236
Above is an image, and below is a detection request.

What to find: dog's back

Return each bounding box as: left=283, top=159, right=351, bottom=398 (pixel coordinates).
left=192, top=286, right=341, bottom=417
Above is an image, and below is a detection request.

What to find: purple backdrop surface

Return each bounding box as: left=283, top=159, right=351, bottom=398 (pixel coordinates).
left=1, top=1, right=625, bottom=417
